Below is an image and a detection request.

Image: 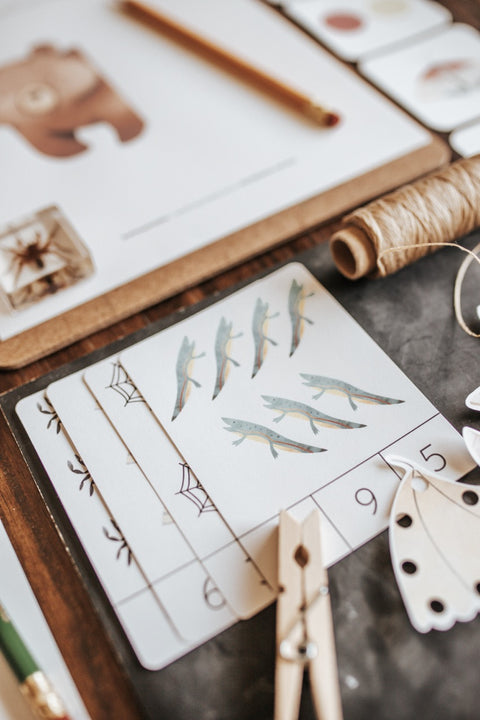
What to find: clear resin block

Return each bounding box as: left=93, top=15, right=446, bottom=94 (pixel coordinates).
left=0, top=205, right=94, bottom=312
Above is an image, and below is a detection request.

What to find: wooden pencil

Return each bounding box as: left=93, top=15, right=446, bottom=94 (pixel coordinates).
left=121, top=0, right=341, bottom=127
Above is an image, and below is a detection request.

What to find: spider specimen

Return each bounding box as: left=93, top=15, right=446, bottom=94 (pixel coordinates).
left=3, top=221, right=62, bottom=291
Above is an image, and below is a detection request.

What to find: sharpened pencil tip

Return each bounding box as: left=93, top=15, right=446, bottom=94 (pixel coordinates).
left=305, top=102, right=341, bottom=127
left=325, top=112, right=340, bottom=127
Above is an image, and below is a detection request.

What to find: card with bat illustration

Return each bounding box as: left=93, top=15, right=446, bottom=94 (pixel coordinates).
left=83, top=357, right=276, bottom=619
left=119, top=263, right=473, bottom=547
left=42, top=372, right=238, bottom=667
left=283, top=0, right=451, bottom=62
left=15, top=388, right=237, bottom=670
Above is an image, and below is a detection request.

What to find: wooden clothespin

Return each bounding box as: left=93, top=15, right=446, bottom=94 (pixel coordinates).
left=275, top=510, right=343, bottom=720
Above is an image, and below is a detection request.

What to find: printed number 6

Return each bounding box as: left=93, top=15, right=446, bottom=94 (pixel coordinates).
left=420, top=443, right=446, bottom=472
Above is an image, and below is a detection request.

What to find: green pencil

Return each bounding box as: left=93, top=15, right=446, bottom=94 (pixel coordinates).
left=0, top=603, right=71, bottom=720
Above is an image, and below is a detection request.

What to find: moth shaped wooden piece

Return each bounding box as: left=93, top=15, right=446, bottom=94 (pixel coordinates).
left=465, top=386, right=480, bottom=413
left=463, top=385, right=480, bottom=476
left=387, top=456, right=480, bottom=633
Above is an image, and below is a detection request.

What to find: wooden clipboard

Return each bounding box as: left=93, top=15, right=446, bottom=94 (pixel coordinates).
left=0, top=135, right=448, bottom=369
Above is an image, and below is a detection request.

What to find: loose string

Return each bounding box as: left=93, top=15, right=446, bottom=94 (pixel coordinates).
left=377, top=241, right=480, bottom=337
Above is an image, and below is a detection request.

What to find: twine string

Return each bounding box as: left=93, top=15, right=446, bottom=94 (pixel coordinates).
left=341, top=156, right=480, bottom=336
left=377, top=241, right=480, bottom=337
left=345, top=156, right=480, bottom=278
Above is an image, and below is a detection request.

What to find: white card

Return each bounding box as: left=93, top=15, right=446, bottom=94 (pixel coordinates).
left=361, top=24, right=480, bottom=131
left=450, top=121, right=480, bottom=157
left=17, top=376, right=236, bottom=669
left=120, top=263, right=474, bottom=580
left=284, top=0, right=451, bottom=62
left=83, top=358, right=275, bottom=618
left=0, top=517, right=90, bottom=720
left=46, top=374, right=237, bottom=644
left=15, top=391, right=204, bottom=669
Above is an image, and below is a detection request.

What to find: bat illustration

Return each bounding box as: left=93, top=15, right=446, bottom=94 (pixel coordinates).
left=172, top=336, right=205, bottom=420
left=300, top=374, right=404, bottom=411
left=288, top=279, right=313, bottom=356
left=212, top=317, right=242, bottom=400
left=262, top=395, right=366, bottom=434
left=222, top=417, right=326, bottom=459
left=251, top=298, right=278, bottom=378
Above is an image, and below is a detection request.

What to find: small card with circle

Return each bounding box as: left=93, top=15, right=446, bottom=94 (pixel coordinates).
left=283, top=0, right=451, bottom=62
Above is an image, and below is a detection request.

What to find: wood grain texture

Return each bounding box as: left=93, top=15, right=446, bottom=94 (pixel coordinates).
left=0, top=3, right=477, bottom=718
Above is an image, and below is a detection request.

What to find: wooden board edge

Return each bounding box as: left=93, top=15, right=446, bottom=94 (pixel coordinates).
left=0, top=408, right=145, bottom=720
left=0, top=134, right=449, bottom=369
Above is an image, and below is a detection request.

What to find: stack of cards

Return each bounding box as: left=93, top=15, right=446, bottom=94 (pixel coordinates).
left=277, top=0, right=480, bottom=152
left=281, top=0, right=451, bottom=62
left=16, top=263, right=474, bottom=670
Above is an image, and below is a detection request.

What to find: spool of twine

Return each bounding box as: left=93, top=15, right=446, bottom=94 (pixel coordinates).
left=330, top=154, right=480, bottom=280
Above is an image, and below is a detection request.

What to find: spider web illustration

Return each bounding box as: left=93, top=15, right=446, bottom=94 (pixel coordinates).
left=106, top=361, right=145, bottom=406
left=177, top=462, right=217, bottom=516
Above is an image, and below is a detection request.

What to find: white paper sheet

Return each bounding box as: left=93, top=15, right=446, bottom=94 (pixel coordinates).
left=0, top=0, right=431, bottom=339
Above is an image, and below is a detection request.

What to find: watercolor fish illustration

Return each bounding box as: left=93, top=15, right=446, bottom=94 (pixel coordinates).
left=300, top=374, right=404, bottom=411
left=222, top=417, right=326, bottom=459
left=172, top=336, right=205, bottom=421
left=251, top=297, right=279, bottom=378
left=212, top=316, right=242, bottom=400
left=262, top=395, right=366, bottom=434
left=288, top=279, right=313, bottom=356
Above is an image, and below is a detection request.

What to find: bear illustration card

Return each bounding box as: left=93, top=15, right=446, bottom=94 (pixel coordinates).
left=0, top=0, right=435, bottom=343
left=119, top=263, right=473, bottom=579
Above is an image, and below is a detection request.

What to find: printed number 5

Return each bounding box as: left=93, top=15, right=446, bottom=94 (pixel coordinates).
left=420, top=443, right=446, bottom=472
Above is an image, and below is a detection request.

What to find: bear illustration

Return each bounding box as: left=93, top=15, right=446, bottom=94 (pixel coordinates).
left=0, top=44, right=144, bottom=157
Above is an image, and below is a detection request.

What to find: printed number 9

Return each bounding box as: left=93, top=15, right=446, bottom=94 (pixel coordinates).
left=354, top=487, right=377, bottom=515
left=420, top=443, right=446, bottom=472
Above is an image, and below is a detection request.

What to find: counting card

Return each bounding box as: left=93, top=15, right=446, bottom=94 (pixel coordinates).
left=120, top=263, right=474, bottom=581
left=17, top=386, right=236, bottom=670
left=284, top=0, right=451, bottom=62
left=360, top=23, right=480, bottom=132
left=45, top=374, right=237, bottom=642
left=83, top=357, right=275, bottom=618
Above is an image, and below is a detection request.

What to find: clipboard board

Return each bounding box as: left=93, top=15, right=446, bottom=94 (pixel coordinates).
left=0, top=0, right=449, bottom=368
left=0, top=137, right=448, bottom=369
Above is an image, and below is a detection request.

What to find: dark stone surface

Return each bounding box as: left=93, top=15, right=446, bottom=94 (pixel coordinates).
left=4, top=234, right=480, bottom=719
